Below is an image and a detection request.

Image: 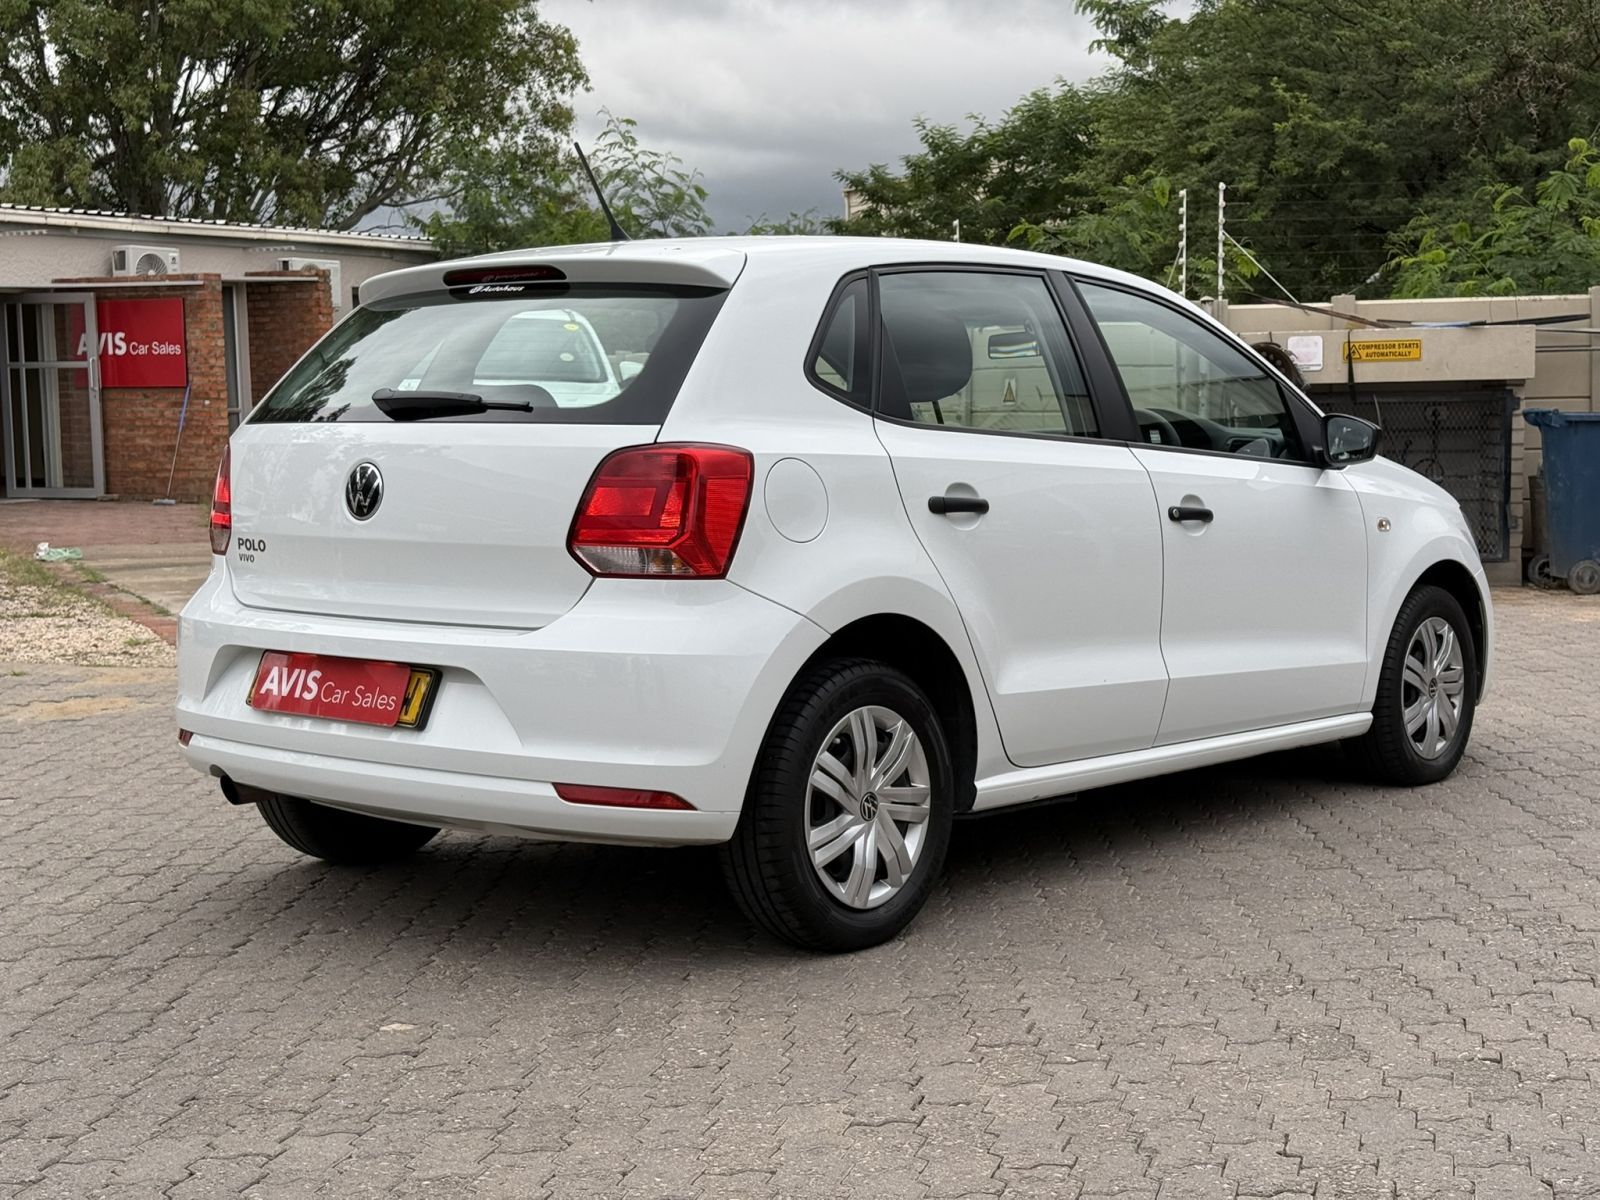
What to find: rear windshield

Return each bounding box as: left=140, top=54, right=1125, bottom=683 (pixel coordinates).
left=251, top=283, right=726, bottom=424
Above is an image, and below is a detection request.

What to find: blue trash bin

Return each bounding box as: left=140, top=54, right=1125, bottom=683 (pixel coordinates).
left=1523, top=409, right=1600, bottom=594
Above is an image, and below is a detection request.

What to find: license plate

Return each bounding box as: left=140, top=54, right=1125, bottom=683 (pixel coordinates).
left=248, top=652, right=438, bottom=729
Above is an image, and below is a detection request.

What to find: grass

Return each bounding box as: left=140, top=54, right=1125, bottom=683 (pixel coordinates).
left=0, top=546, right=61, bottom=590
left=1, top=546, right=175, bottom=622
left=0, top=547, right=114, bottom=616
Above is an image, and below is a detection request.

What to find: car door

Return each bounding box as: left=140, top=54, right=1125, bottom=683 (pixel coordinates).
left=870, top=266, right=1168, bottom=767
left=1073, top=278, right=1369, bottom=744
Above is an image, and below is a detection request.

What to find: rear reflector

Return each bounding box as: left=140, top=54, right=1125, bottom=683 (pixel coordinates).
left=568, top=443, right=753, bottom=578
left=177, top=729, right=193, bottom=747
left=554, top=783, right=695, bottom=811
left=209, top=445, right=231, bottom=555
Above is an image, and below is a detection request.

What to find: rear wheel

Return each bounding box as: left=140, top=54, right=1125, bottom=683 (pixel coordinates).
left=256, top=793, right=438, bottom=864
left=1350, top=585, right=1477, bottom=785
left=721, top=659, right=954, bottom=952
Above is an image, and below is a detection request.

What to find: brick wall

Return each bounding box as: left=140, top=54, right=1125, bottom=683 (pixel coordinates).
left=50, top=275, right=228, bottom=501
left=244, top=271, right=334, bottom=406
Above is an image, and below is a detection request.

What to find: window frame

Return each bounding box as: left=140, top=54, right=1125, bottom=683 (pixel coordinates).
left=1063, top=273, right=1327, bottom=468
left=803, top=271, right=874, bottom=410
left=864, top=262, right=1126, bottom=446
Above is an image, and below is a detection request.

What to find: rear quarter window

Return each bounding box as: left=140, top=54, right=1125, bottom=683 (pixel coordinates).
left=251, top=284, right=726, bottom=424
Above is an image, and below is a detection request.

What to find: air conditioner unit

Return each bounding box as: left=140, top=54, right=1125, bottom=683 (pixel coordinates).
left=110, top=245, right=180, bottom=277
left=280, top=257, right=343, bottom=310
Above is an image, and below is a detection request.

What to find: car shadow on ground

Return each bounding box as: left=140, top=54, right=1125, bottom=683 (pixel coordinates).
left=218, top=744, right=1373, bottom=967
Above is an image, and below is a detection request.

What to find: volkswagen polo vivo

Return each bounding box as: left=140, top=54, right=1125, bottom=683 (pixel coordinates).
left=177, top=238, right=1491, bottom=951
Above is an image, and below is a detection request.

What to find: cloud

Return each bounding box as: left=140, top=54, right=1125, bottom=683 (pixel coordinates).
left=544, top=0, right=1110, bottom=230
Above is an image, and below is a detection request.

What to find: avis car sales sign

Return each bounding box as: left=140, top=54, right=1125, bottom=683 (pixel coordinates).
left=78, top=299, right=188, bottom=388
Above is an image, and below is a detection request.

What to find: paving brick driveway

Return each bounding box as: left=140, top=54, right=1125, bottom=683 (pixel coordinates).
left=3, top=589, right=1599, bottom=1199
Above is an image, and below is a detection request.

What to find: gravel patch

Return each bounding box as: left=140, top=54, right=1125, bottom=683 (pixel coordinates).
left=0, top=552, right=175, bottom=667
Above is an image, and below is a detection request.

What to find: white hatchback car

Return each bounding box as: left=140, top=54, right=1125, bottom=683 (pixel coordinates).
left=178, top=238, right=1491, bottom=951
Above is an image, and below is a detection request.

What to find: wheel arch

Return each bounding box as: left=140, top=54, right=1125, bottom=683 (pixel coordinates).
left=794, top=614, right=981, bottom=813
left=1410, top=557, right=1489, bottom=699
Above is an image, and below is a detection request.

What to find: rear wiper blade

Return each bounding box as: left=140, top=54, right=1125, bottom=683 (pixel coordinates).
left=371, top=388, right=533, bottom=419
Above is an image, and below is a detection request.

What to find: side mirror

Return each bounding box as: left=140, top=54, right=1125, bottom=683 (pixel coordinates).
left=1319, top=413, right=1381, bottom=468
left=618, top=360, right=644, bottom=382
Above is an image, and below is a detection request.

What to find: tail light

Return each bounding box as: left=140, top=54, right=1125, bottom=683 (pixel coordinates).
left=209, top=445, right=232, bottom=555
left=568, top=444, right=754, bottom=578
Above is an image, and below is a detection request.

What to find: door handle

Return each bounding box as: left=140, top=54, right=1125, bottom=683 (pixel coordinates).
left=929, top=495, right=989, bottom=516
left=1167, top=504, right=1214, bottom=524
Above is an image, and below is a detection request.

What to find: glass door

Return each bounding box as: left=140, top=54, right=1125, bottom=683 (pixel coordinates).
left=1, top=293, right=104, bottom=497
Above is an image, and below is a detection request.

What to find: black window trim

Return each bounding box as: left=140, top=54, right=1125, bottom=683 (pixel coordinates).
left=803, top=270, right=873, bottom=410
left=864, top=261, right=1124, bottom=447
left=1063, top=272, right=1330, bottom=470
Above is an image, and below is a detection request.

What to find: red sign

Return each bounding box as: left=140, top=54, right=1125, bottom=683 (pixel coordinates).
left=248, top=652, right=414, bottom=727
left=75, top=298, right=188, bottom=388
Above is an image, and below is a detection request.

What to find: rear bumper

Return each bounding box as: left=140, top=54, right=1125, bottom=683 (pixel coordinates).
left=176, top=565, right=827, bottom=845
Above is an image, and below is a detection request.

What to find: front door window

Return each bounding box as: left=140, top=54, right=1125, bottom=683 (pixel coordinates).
left=1077, top=281, right=1305, bottom=460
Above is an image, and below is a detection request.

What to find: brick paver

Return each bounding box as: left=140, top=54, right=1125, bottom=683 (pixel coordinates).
left=2, top=588, right=1598, bottom=1197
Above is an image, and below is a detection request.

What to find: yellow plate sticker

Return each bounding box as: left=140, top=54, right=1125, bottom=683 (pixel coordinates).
left=397, top=669, right=437, bottom=728
left=1344, top=338, right=1422, bottom=363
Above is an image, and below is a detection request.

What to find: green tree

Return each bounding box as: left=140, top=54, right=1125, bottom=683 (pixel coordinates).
left=740, top=208, right=826, bottom=236
left=1388, top=138, right=1600, bottom=296
left=1072, top=0, right=1600, bottom=299
left=590, top=112, right=710, bottom=239
left=830, top=85, right=1103, bottom=246
left=1010, top=173, right=1260, bottom=299
left=414, top=134, right=606, bottom=258
left=836, top=0, right=1600, bottom=299
left=0, top=0, right=584, bottom=229
left=419, top=111, right=712, bottom=255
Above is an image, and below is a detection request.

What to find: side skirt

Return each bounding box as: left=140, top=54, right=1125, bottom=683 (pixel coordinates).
left=971, top=713, right=1372, bottom=813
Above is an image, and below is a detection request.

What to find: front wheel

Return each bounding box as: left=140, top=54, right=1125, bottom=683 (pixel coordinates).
left=720, top=659, right=954, bottom=952
left=1350, top=584, right=1478, bottom=786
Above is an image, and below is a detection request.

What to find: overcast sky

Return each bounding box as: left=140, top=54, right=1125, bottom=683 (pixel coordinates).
left=542, top=0, right=1112, bottom=231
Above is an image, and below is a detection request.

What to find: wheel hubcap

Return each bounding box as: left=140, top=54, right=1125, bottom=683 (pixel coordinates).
left=1403, top=616, right=1466, bottom=760
left=806, top=705, right=932, bottom=910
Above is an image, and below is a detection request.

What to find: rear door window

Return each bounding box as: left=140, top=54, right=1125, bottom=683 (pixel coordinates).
left=877, top=271, right=1098, bottom=438
left=251, top=284, right=726, bottom=424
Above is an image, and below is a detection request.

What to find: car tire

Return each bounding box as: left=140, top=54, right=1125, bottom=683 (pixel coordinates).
left=720, top=658, right=954, bottom=952
left=1349, top=584, right=1478, bottom=786
left=256, top=793, right=439, bottom=864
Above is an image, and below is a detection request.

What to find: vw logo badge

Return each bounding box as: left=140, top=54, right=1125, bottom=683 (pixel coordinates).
left=345, top=461, right=383, bottom=521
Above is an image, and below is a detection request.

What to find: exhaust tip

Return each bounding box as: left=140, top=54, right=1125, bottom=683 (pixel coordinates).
left=218, top=775, right=272, bottom=806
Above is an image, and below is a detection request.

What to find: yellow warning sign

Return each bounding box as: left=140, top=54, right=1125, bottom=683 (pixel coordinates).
left=1344, top=338, right=1422, bottom=363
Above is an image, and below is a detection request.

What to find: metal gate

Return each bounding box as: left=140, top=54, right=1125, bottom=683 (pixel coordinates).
left=1316, top=388, right=1514, bottom=562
